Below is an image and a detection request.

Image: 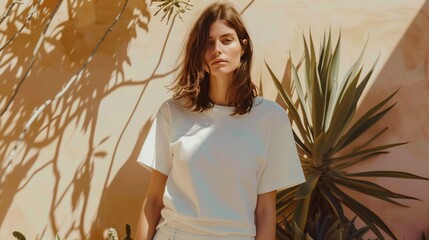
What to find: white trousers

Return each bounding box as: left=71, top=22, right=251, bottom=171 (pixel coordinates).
left=153, top=226, right=255, bottom=240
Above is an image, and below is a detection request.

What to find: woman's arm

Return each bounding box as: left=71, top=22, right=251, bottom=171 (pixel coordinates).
left=135, top=170, right=168, bottom=240
left=255, top=190, right=277, bottom=240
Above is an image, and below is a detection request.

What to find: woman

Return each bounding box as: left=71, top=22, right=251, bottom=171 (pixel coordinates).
left=136, top=1, right=305, bottom=239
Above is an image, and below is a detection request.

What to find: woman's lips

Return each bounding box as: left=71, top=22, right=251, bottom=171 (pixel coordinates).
left=211, top=59, right=227, bottom=65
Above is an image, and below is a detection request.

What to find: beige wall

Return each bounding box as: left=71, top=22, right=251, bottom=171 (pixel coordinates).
left=0, top=0, right=428, bottom=239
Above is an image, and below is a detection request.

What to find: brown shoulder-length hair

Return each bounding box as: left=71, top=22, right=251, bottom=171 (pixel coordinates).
left=170, top=1, right=258, bottom=115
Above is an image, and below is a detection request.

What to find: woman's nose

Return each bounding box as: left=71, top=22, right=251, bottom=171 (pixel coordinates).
left=213, top=41, right=222, bottom=56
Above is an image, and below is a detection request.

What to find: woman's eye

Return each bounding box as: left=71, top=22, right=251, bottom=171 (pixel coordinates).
left=222, top=38, right=233, bottom=44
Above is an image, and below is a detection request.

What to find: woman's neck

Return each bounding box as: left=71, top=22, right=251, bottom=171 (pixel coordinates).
left=208, top=74, right=234, bottom=106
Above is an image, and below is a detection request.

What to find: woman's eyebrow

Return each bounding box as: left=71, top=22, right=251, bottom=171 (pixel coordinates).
left=208, top=33, right=235, bottom=39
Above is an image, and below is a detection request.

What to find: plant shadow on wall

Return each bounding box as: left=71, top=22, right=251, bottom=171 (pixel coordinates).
left=265, top=31, right=429, bottom=240
left=0, top=0, right=182, bottom=238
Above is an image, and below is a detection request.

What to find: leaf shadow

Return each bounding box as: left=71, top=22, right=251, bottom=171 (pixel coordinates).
left=0, top=0, right=157, bottom=238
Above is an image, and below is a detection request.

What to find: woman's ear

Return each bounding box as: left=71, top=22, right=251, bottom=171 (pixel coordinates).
left=241, top=39, right=247, bottom=56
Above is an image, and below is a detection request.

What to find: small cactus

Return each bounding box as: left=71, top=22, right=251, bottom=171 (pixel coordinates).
left=106, top=228, right=119, bottom=240
left=12, top=231, right=26, bottom=240
left=53, top=234, right=65, bottom=240
left=12, top=225, right=132, bottom=240
left=123, top=224, right=132, bottom=240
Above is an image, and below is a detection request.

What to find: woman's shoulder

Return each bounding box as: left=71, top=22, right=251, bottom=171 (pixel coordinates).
left=253, top=96, right=286, bottom=115
left=158, top=97, right=191, bottom=115
left=253, top=97, right=290, bottom=127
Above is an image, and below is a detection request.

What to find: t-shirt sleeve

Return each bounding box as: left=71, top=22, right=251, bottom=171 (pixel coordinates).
left=137, top=101, right=172, bottom=176
left=258, top=108, right=306, bottom=194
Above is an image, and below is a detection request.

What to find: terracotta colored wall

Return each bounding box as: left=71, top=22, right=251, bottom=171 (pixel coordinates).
left=0, top=0, right=428, bottom=239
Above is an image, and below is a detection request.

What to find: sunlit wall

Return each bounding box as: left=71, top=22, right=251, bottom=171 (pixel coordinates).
left=0, top=0, right=428, bottom=239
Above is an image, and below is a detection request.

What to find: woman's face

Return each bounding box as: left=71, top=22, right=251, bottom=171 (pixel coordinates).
left=204, top=20, right=243, bottom=79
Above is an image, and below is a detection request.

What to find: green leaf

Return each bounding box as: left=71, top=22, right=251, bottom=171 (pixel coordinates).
left=309, top=32, right=324, bottom=137
left=318, top=28, right=332, bottom=90
left=295, top=172, right=321, bottom=199
left=331, top=85, right=398, bottom=156
left=333, top=173, right=418, bottom=207
left=351, top=127, right=388, bottom=153
left=352, top=54, right=380, bottom=106
left=346, top=171, right=429, bottom=180
left=277, top=187, right=298, bottom=215
left=154, top=2, right=171, bottom=16
left=291, top=61, right=312, bottom=134
left=336, top=37, right=368, bottom=105
left=265, top=61, right=313, bottom=150
left=296, top=52, right=305, bottom=70
left=312, top=132, right=328, bottom=167
left=328, top=182, right=397, bottom=240
left=331, top=142, right=407, bottom=161
left=335, top=151, right=389, bottom=170
left=293, top=173, right=320, bottom=231
left=319, top=184, right=345, bottom=225
left=302, top=34, right=312, bottom=111
left=324, top=31, right=341, bottom=132
left=276, top=224, right=291, bottom=240
left=293, top=131, right=311, bottom=157
left=317, top=30, right=327, bottom=78
left=333, top=103, right=396, bottom=154
left=324, top=68, right=361, bottom=152
left=277, top=185, right=299, bottom=200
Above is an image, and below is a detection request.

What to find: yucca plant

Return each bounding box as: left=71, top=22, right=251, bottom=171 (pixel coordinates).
left=277, top=203, right=369, bottom=240
left=266, top=31, right=429, bottom=240
left=304, top=209, right=370, bottom=240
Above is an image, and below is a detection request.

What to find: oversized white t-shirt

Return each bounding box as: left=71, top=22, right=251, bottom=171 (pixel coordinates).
left=138, top=96, right=305, bottom=237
